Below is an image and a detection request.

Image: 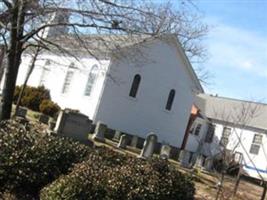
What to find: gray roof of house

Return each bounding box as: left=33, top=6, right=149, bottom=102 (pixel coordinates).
left=195, top=93, right=267, bottom=131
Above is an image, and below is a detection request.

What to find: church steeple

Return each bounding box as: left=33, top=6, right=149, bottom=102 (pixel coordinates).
left=45, top=10, right=70, bottom=38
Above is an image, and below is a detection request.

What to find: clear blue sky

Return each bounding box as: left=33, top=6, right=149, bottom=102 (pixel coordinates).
left=180, top=0, right=267, bottom=102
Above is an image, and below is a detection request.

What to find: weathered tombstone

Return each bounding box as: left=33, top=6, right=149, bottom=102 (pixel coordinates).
left=54, top=110, right=92, bottom=143
left=39, top=114, right=49, bottom=124
left=48, top=120, right=56, bottom=131
left=117, top=134, right=127, bottom=149
left=160, top=144, right=171, bottom=160
left=92, top=121, right=107, bottom=142
left=113, top=130, right=122, bottom=141
left=139, top=132, right=157, bottom=159
left=193, top=154, right=204, bottom=168
left=130, top=135, right=139, bottom=148
left=178, top=149, right=191, bottom=167
left=204, top=157, right=213, bottom=171
left=16, top=107, right=27, bottom=118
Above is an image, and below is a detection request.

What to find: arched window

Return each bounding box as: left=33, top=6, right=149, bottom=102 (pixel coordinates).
left=129, top=74, right=141, bottom=98
left=62, top=63, right=75, bottom=94
left=165, top=89, right=175, bottom=111
left=84, top=65, right=99, bottom=96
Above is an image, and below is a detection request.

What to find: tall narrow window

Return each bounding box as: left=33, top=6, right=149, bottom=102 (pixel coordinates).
left=220, top=127, right=231, bottom=147
left=250, top=134, right=262, bottom=155
left=194, top=124, right=202, bottom=136
left=165, top=89, right=175, bottom=110
left=39, top=60, right=51, bottom=86
left=62, top=70, right=74, bottom=94
left=129, top=74, right=141, bottom=98
left=84, top=65, right=99, bottom=96
left=205, top=124, right=215, bottom=143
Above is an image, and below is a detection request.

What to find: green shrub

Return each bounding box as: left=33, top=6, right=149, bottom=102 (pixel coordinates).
left=39, top=99, right=60, bottom=117
left=0, top=119, right=91, bottom=197
left=41, top=148, right=195, bottom=200
left=14, top=85, right=51, bottom=111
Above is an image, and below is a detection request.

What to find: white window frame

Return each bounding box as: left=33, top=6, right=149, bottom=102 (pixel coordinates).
left=84, top=64, right=99, bottom=96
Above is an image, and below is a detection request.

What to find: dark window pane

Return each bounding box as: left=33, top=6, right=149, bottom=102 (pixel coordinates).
left=205, top=124, right=215, bottom=143
left=166, top=89, right=175, bottom=111
left=129, top=74, right=141, bottom=98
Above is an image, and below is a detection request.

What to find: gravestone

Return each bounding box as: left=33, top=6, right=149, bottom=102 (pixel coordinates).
left=48, top=120, right=56, bottom=131
left=204, top=157, right=213, bottom=171
left=92, top=121, right=107, bottom=142
left=117, top=134, right=127, bottom=149
left=139, top=132, right=157, bottom=159
left=130, top=135, right=139, bottom=148
left=193, top=154, right=204, bottom=168
left=16, top=107, right=27, bottom=118
left=160, top=144, right=171, bottom=160
left=39, top=114, right=49, bottom=124
left=178, top=150, right=191, bottom=167
left=113, top=130, right=122, bottom=141
left=54, top=109, right=92, bottom=143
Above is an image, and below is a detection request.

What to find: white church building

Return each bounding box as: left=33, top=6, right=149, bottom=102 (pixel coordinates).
left=1, top=12, right=267, bottom=181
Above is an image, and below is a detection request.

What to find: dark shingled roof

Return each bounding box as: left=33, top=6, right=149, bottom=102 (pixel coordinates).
left=195, top=93, right=267, bottom=131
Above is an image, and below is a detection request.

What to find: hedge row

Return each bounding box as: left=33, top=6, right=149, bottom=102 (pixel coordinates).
left=41, top=148, right=195, bottom=200
left=0, top=119, right=92, bottom=197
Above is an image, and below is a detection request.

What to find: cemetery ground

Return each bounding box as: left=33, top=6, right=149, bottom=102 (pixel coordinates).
left=0, top=106, right=264, bottom=200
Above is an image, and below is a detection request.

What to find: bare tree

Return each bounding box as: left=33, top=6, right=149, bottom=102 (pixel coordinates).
left=189, top=99, right=266, bottom=200
left=0, top=0, right=208, bottom=120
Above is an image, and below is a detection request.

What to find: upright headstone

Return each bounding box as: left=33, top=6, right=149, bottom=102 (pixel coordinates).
left=117, top=134, right=127, bottom=149
left=160, top=144, right=171, bottom=160
left=178, top=150, right=191, bottom=167
left=113, top=130, right=122, bottom=141
left=204, top=157, right=213, bottom=171
left=48, top=120, right=56, bottom=131
left=16, top=107, right=27, bottom=118
left=139, top=132, right=157, bottom=159
left=130, top=135, right=139, bottom=148
left=92, top=121, right=107, bottom=142
left=54, top=109, right=92, bottom=143
left=192, top=154, right=204, bottom=168
left=39, top=114, right=49, bottom=124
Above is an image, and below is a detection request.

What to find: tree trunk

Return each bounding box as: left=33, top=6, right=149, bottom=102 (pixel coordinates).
left=0, top=1, right=25, bottom=120
left=14, top=46, right=41, bottom=117
left=0, top=46, right=5, bottom=83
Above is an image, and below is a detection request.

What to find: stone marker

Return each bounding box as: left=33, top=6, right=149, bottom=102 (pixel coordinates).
left=113, top=130, right=122, bottom=141
left=130, top=135, right=139, bottom=148
left=160, top=144, right=171, bottom=160
left=54, top=109, right=92, bottom=143
left=139, top=132, right=157, bottom=159
left=178, top=150, right=191, bottom=167
left=204, top=157, right=213, bottom=171
left=48, top=120, right=56, bottom=131
left=92, top=121, right=107, bottom=142
left=193, top=154, right=204, bottom=168
left=117, top=134, right=127, bottom=149
left=16, top=107, right=27, bottom=118
left=39, top=114, right=49, bottom=124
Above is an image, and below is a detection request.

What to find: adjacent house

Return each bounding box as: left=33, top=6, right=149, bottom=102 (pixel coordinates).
left=184, top=94, right=267, bottom=180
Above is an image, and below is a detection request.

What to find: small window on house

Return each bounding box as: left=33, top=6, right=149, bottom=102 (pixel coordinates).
left=205, top=124, right=215, bottom=143
left=84, top=65, right=99, bottom=96
left=189, top=123, right=195, bottom=134
left=62, top=70, right=74, bottom=94
left=129, top=74, right=141, bottom=98
left=220, top=127, right=231, bottom=147
left=165, top=89, right=175, bottom=111
left=249, top=134, right=262, bottom=155
left=194, top=124, right=202, bottom=136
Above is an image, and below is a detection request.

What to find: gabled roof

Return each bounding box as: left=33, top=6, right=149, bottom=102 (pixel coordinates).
left=195, top=93, right=267, bottom=131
